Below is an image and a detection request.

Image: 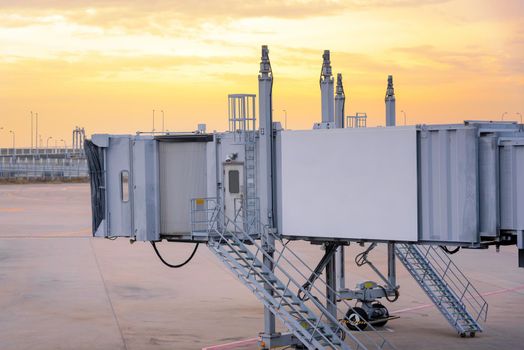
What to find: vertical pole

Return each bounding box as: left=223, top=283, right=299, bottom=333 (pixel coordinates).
left=30, top=111, right=33, bottom=153
left=335, top=245, right=346, bottom=291
left=320, top=50, right=334, bottom=124
left=326, top=245, right=337, bottom=321
left=334, top=73, right=346, bottom=293
left=388, top=243, right=396, bottom=288
left=385, top=75, right=396, bottom=127
left=334, top=73, right=345, bottom=129
left=385, top=81, right=397, bottom=289
left=258, top=45, right=277, bottom=348
left=35, top=113, right=38, bottom=155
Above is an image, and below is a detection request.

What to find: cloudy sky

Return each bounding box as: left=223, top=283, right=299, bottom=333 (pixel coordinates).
left=0, top=0, right=523, bottom=147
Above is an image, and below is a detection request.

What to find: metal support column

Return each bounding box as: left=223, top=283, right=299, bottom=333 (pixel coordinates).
left=258, top=44, right=284, bottom=349
left=387, top=243, right=396, bottom=288
left=335, top=246, right=346, bottom=291
left=326, top=249, right=338, bottom=322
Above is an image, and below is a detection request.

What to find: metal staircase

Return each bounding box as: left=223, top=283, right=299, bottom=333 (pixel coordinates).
left=395, top=244, right=488, bottom=336
left=200, top=202, right=397, bottom=350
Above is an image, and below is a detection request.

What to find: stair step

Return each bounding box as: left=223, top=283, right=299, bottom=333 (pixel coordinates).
left=234, top=256, right=254, bottom=261
left=289, top=309, right=309, bottom=315
left=397, top=244, right=485, bottom=336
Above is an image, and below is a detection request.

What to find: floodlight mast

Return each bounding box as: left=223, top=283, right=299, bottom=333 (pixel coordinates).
left=335, top=73, right=345, bottom=128
left=258, top=45, right=278, bottom=347
left=320, top=50, right=335, bottom=123
left=334, top=73, right=346, bottom=293
left=385, top=75, right=396, bottom=126
left=385, top=75, right=398, bottom=289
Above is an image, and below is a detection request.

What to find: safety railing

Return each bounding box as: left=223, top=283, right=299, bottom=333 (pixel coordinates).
left=417, top=245, right=488, bottom=323
left=206, top=204, right=397, bottom=350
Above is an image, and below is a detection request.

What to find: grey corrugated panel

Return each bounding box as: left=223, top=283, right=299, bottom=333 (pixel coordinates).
left=132, top=139, right=160, bottom=241
left=159, top=141, right=207, bottom=235
left=478, top=134, right=499, bottom=236
left=418, top=126, right=479, bottom=243
left=105, top=136, right=133, bottom=237
left=499, top=139, right=524, bottom=230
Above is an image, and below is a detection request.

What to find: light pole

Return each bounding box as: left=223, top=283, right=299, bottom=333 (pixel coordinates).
left=517, top=112, right=522, bottom=124
left=161, top=110, right=165, bottom=132
left=501, top=112, right=508, bottom=120
left=30, top=111, right=33, bottom=152
left=152, top=109, right=155, bottom=133
left=60, top=139, right=66, bottom=152
left=401, top=110, right=407, bottom=126
left=46, top=137, right=53, bottom=154
left=282, top=109, right=287, bottom=130
left=9, top=130, right=15, bottom=156
left=35, top=112, right=38, bottom=154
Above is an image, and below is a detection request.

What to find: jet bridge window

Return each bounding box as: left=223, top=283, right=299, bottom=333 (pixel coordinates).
left=121, top=170, right=130, bottom=202
left=228, top=170, right=240, bottom=194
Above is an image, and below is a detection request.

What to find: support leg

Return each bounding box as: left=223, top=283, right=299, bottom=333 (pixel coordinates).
left=518, top=231, right=524, bottom=268
left=387, top=243, right=396, bottom=288
left=326, top=249, right=337, bottom=322
left=335, top=246, right=346, bottom=291
left=260, top=231, right=280, bottom=349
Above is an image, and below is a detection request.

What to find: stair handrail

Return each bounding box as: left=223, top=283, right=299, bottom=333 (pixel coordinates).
left=207, top=205, right=397, bottom=350
left=419, top=245, right=488, bottom=323
left=208, top=216, right=349, bottom=349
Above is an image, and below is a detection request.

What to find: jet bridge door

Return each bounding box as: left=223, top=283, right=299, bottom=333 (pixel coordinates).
left=224, top=163, right=244, bottom=231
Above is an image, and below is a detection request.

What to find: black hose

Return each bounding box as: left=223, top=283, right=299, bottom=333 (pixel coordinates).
left=298, top=242, right=338, bottom=301
left=378, top=285, right=400, bottom=303
left=440, top=245, right=460, bottom=254
left=355, top=243, right=377, bottom=267
left=151, top=241, right=199, bottom=268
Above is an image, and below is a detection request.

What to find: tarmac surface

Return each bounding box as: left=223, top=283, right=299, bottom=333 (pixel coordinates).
left=0, top=183, right=523, bottom=350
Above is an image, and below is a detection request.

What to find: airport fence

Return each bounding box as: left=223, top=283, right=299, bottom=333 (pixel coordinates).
left=0, top=155, right=88, bottom=180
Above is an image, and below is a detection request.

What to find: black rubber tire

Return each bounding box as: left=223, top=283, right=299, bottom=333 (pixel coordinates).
left=345, top=307, right=368, bottom=331
left=371, top=303, right=389, bottom=327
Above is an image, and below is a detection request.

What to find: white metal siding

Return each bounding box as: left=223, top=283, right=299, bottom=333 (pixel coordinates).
left=159, top=142, right=207, bottom=235
left=279, top=127, right=419, bottom=241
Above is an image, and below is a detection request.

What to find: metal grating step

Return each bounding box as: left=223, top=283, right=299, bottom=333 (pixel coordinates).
left=396, top=244, right=487, bottom=335
left=203, top=206, right=397, bottom=350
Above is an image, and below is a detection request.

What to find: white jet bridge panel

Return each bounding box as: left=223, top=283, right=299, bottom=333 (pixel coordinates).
left=278, top=127, right=419, bottom=241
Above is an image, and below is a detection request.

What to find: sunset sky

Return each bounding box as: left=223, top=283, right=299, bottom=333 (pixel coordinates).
left=1, top=0, right=523, bottom=148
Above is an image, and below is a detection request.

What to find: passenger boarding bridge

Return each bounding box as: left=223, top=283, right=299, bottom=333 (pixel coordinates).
left=85, top=46, right=524, bottom=350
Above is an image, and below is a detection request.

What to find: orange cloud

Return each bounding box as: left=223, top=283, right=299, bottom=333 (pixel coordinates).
left=0, top=0, right=522, bottom=147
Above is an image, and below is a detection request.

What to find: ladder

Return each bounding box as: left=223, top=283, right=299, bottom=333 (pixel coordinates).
left=243, top=132, right=258, bottom=235
left=205, top=206, right=397, bottom=350
left=395, top=244, right=488, bottom=336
